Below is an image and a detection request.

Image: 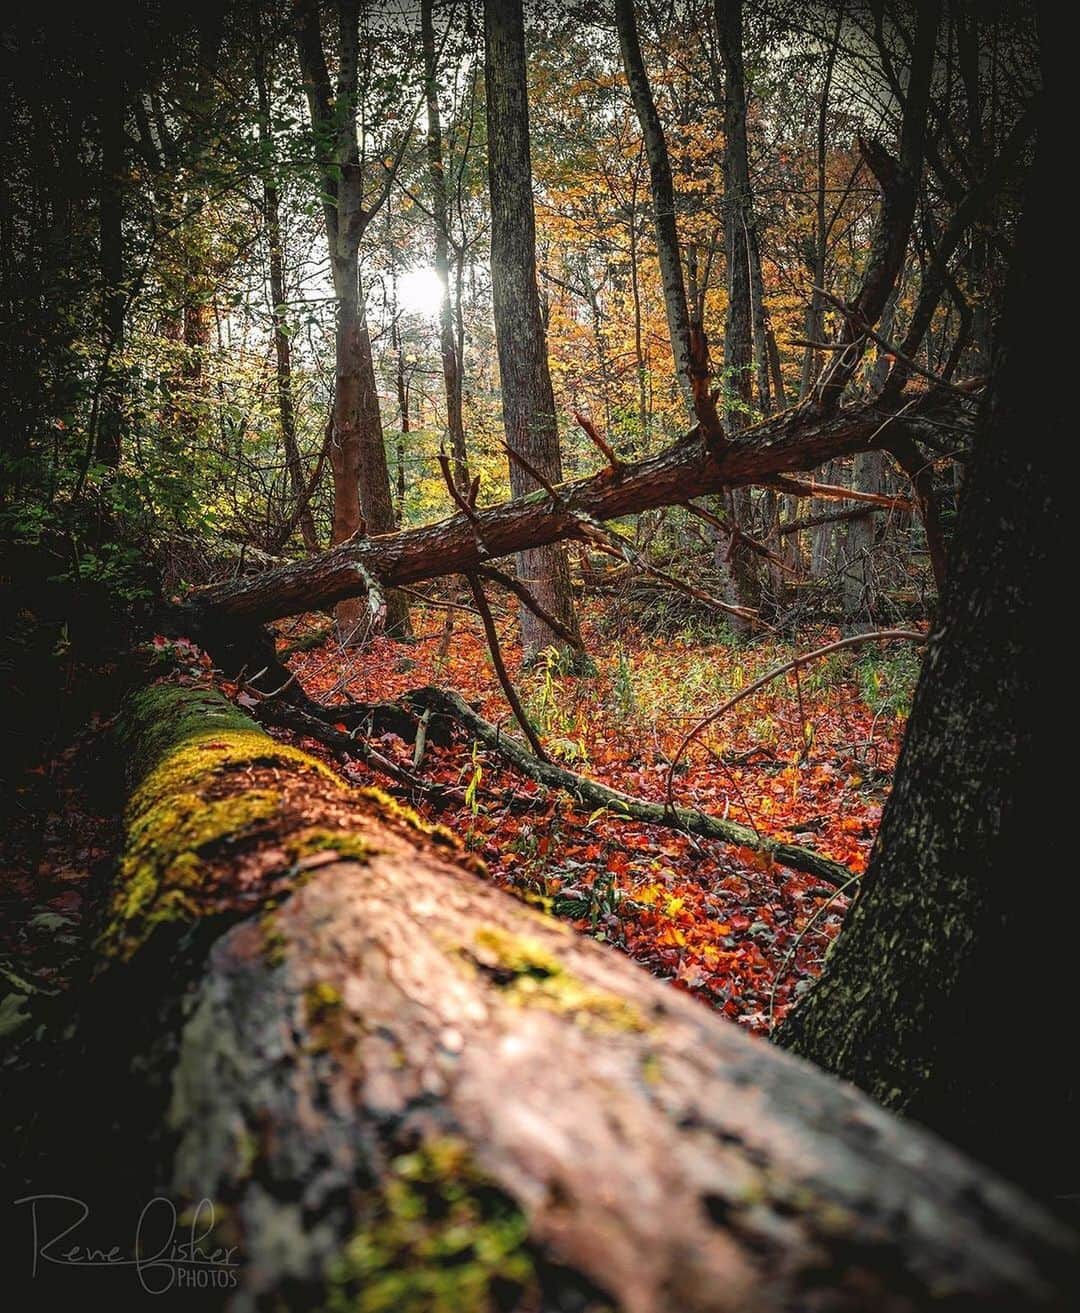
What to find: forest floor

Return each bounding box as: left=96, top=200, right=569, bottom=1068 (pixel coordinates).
left=0, top=597, right=916, bottom=1040
left=277, top=599, right=916, bottom=1035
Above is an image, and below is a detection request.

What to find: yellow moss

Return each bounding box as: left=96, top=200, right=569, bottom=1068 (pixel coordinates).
left=304, top=980, right=347, bottom=1052
left=101, top=686, right=344, bottom=962
left=358, top=786, right=458, bottom=849
left=285, top=827, right=374, bottom=865
left=99, top=786, right=281, bottom=960
left=467, top=927, right=647, bottom=1033
left=260, top=905, right=286, bottom=968
left=322, top=1137, right=535, bottom=1313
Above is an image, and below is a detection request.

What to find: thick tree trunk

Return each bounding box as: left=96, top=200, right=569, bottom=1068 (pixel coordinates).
left=777, top=100, right=1075, bottom=1201
left=483, top=0, right=579, bottom=662
left=13, top=682, right=1076, bottom=1311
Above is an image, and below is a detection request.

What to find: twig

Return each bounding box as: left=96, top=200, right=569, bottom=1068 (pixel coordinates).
left=438, top=451, right=492, bottom=558
left=396, top=585, right=483, bottom=618
left=766, top=871, right=861, bottom=1034
left=682, top=501, right=797, bottom=575
left=414, top=608, right=455, bottom=768
left=464, top=573, right=549, bottom=761
left=503, top=442, right=566, bottom=506
left=574, top=411, right=623, bottom=473
left=664, top=630, right=927, bottom=810
left=474, top=564, right=584, bottom=652
left=813, top=286, right=976, bottom=399
left=437, top=451, right=482, bottom=524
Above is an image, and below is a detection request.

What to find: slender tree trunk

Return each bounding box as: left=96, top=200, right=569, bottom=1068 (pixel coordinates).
left=840, top=289, right=898, bottom=623
left=628, top=167, right=650, bottom=447
left=96, top=87, right=125, bottom=469
left=296, top=0, right=408, bottom=642
left=799, top=11, right=842, bottom=400
left=255, top=43, right=319, bottom=554
left=422, top=0, right=468, bottom=489
left=614, top=0, right=712, bottom=427
left=777, top=104, right=1076, bottom=1203
left=483, top=0, right=581, bottom=661
left=714, top=0, right=766, bottom=629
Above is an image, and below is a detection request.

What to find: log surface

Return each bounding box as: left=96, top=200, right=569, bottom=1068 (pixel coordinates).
left=23, top=683, right=1076, bottom=1312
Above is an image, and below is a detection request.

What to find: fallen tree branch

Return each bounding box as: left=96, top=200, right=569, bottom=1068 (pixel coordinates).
left=764, top=474, right=913, bottom=510
left=182, top=386, right=973, bottom=631
left=464, top=573, right=549, bottom=761
left=474, top=564, right=585, bottom=652
left=407, top=685, right=854, bottom=888
left=264, top=700, right=454, bottom=797
left=779, top=506, right=875, bottom=535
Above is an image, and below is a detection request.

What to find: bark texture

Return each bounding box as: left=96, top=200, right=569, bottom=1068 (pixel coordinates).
left=777, top=97, right=1074, bottom=1200
left=16, top=682, right=1077, bottom=1312
left=484, top=0, right=579, bottom=660
left=422, top=0, right=469, bottom=490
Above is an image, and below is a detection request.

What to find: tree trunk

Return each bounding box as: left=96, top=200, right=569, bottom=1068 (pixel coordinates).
left=296, top=0, right=408, bottom=643
left=13, top=681, right=1076, bottom=1311
left=255, top=43, right=319, bottom=555
left=777, top=97, right=1076, bottom=1202
left=715, top=0, right=765, bottom=628
left=422, top=0, right=469, bottom=490
left=95, top=85, right=125, bottom=469
left=483, top=0, right=580, bottom=661
left=615, top=0, right=713, bottom=430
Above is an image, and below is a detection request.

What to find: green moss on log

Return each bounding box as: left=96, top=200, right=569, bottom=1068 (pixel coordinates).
left=322, top=1137, right=534, bottom=1313
left=465, top=926, right=647, bottom=1033
left=99, top=684, right=345, bottom=962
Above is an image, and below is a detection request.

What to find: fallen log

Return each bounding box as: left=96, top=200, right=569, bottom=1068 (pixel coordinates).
left=181, top=388, right=970, bottom=630
left=405, top=685, right=854, bottom=888
left=21, top=682, right=1076, bottom=1311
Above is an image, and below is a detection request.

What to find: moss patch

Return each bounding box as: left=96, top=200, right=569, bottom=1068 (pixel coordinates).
left=358, top=785, right=458, bottom=850
left=285, top=827, right=373, bottom=866
left=99, top=684, right=345, bottom=961
left=466, top=927, right=647, bottom=1033
left=322, top=1138, right=534, bottom=1313
left=303, top=980, right=347, bottom=1053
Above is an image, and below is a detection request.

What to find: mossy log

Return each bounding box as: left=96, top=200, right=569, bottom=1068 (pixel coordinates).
left=22, top=683, right=1076, bottom=1312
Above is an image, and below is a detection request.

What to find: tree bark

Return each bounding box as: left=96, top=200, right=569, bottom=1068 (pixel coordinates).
left=777, top=92, right=1075, bottom=1201
left=483, top=0, right=580, bottom=662
left=714, top=0, right=763, bottom=627
left=614, top=0, right=715, bottom=432
left=15, top=681, right=1076, bottom=1311
left=95, top=84, right=125, bottom=469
